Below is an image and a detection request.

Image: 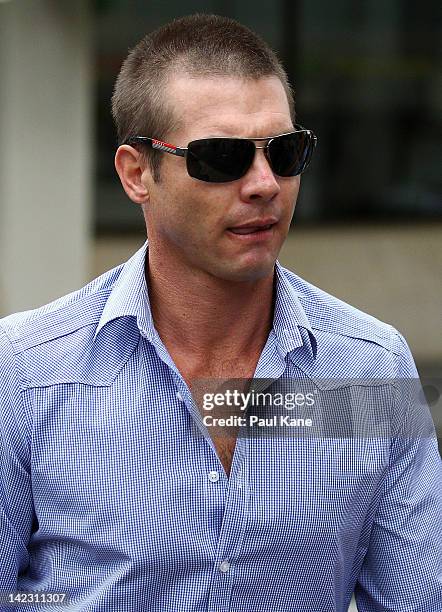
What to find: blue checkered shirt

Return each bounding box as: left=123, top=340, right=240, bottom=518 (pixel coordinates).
left=0, top=242, right=441, bottom=611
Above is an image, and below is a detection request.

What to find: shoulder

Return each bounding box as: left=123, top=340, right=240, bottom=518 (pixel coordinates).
left=0, top=263, right=127, bottom=388
left=280, top=265, right=416, bottom=377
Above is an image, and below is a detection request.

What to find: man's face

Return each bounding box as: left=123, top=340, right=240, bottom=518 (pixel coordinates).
left=141, top=74, right=300, bottom=283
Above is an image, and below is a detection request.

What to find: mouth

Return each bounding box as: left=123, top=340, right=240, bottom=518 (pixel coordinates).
left=227, top=220, right=277, bottom=237
left=228, top=224, right=274, bottom=235
left=226, top=223, right=276, bottom=242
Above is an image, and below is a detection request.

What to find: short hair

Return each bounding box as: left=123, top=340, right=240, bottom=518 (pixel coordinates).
left=111, top=13, right=295, bottom=181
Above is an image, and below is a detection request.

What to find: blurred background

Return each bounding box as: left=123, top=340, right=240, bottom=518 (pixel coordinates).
left=0, top=2, right=440, bottom=609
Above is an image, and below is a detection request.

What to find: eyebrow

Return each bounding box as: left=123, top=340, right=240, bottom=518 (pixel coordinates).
left=204, top=127, right=295, bottom=138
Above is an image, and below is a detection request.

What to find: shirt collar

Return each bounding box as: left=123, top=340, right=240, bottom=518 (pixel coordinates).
left=94, top=242, right=317, bottom=360
left=273, top=260, right=317, bottom=360
left=94, top=241, right=155, bottom=341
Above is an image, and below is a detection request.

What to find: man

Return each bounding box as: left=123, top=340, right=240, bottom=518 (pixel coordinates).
left=0, top=14, right=440, bottom=612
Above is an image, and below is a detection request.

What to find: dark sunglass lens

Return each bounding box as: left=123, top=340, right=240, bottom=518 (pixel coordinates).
left=268, top=132, right=315, bottom=177
left=186, top=138, right=255, bottom=183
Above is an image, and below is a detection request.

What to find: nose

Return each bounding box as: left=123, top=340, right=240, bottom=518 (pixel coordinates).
left=239, top=148, right=281, bottom=203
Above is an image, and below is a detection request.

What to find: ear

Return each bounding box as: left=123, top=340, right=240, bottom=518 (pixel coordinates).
left=114, top=145, right=150, bottom=204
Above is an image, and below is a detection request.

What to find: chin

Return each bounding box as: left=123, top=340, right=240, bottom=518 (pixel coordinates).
left=213, top=259, right=276, bottom=283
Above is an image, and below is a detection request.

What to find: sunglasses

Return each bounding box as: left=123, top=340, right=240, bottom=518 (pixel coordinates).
left=124, top=125, right=317, bottom=183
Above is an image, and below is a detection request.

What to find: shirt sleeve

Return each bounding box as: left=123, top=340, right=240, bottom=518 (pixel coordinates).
left=354, top=329, right=442, bottom=611
left=0, top=325, right=34, bottom=591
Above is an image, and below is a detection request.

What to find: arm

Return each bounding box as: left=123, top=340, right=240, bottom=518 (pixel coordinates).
left=0, top=326, right=34, bottom=590
left=354, top=331, right=442, bottom=611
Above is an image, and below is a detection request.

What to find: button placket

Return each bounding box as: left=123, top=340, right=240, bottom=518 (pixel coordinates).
left=206, top=440, right=249, bottom=612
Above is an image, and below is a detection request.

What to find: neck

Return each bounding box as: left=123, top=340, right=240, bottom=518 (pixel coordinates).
left=146, top=250, right=275, bottom=365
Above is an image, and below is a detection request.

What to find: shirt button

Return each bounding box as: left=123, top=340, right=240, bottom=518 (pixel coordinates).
left=208, top=470, right=220, bottom=483
left=176, top=392, right=183, bottom=401
left=219, top=560, right=230, bottom=573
